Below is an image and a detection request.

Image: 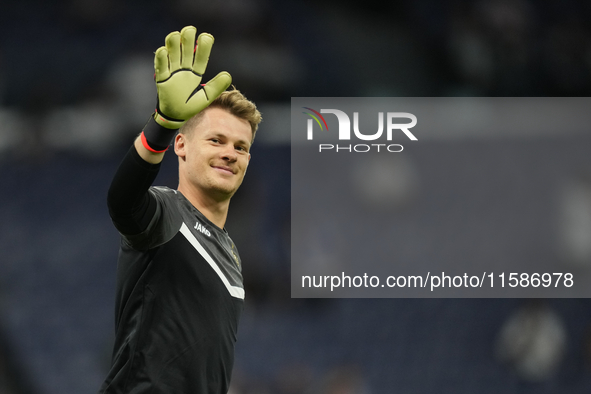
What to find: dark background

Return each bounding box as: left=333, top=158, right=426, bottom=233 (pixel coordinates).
left=2, top=0, right=591, bottom=393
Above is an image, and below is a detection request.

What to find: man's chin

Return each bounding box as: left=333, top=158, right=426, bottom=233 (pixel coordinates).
left=189, top=177, right=243, bottom=200
left=209, top=183, right=240, bottom=199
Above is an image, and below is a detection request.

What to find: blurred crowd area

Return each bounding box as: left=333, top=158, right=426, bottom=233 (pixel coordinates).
left=2, top=0, right=591, bottom=393
left=2, top=0, right=591, bottom=155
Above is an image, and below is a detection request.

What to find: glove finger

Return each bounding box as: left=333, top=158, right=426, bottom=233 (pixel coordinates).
left=193, top=33, right=214, bottom=75
left=187, top=72, right=232, bottom=113
left=165, top=31, right=181, bottom=71
left=202, top=71, right=232, bottom=102
left=154, top=46, right=170, bottom=82
left=180, top=26, right=197, bottom=69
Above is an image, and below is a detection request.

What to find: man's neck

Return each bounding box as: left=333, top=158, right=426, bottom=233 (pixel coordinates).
left=177, top=185, right=231, bottom=229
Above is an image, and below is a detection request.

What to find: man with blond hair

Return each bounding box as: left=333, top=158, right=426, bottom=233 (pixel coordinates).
left=99, top=26, right=261, bottom=394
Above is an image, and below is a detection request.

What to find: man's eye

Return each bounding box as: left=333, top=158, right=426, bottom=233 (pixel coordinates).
left=211, top=138, right=220, bottom=143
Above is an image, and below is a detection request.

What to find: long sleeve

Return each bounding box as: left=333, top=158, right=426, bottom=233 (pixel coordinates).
left=107, top=145, right=162, bottom=236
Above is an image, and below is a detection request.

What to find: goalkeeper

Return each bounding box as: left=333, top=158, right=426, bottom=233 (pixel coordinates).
left=99, top=26, right=261, bottom=393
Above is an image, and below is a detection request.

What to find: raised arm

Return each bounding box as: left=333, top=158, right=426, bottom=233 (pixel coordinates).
left=107, top=25, right=232, bottom=236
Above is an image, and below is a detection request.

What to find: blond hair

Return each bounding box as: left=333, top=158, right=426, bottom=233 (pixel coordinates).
left=180, top=88, right=262, bottom=142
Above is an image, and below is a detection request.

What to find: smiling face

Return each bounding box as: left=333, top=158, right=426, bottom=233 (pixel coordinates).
left=174, top=107, right=252, bottom=202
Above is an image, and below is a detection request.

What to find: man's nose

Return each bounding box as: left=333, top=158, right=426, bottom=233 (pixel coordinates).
left=220, top=145, right=237, bottom=161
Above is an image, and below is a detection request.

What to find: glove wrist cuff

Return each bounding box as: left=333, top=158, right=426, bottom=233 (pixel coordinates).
left=154, top=112, right=186, bottom=129
left=141, top=115, right=178, bottom=153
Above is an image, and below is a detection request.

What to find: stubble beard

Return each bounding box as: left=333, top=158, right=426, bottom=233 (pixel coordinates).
left=200, top=170, right=244, bottom=201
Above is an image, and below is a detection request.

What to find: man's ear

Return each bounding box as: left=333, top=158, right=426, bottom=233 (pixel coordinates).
left=244, top=153, right=251, bottom=175
left=174, top=133, right=187, bottom=159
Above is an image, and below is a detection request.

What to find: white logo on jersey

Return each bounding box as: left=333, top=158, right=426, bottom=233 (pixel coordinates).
left=194, top=221, right=211, bottom=237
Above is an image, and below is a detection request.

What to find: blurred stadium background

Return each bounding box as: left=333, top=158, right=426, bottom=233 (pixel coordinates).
left=2, top=0, right=591, bottom=393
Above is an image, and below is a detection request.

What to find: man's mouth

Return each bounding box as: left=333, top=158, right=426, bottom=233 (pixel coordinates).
left=212, top=165, right=235, bottom=175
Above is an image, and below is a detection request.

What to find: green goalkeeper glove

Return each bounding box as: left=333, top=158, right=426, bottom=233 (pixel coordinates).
left=153, top=25, right=232, bottom=129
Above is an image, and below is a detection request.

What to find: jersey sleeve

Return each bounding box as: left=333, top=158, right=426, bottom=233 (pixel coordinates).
left=122, top=187, right=183, bottom=250
left=107, top=146, right=181, bottom=250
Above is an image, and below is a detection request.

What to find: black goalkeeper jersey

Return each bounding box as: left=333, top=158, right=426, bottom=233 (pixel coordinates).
left=100, top=148, right=244, bottom=394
